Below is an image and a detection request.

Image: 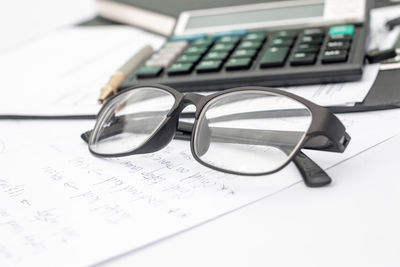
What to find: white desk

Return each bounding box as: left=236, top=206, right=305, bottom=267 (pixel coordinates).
left=1, top=2, right=400, bottom=266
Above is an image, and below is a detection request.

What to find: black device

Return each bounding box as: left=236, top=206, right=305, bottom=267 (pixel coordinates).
left=119, top=0, right=369, bottom=92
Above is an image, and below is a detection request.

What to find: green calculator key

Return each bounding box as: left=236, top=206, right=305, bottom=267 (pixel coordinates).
left=204, top=51, right=228, bottom=60
left=192, top=38, right=214, bottom=46
left=270, top=30, right=298, bottom=39
left=270, top=38, right=294, bottom=47
left=329, top=25, right=354, bottom=36
left=238, top=41, right=262, bottom=50
left=211, top=43, right=235, bottom=52
left=167, top=63, right=193, bottom=75
left=244, top=32, right=266, bottom=41
left=290, top=52, right=317, bottom=66
left=136, top=66, right=163, bottom=79
left=225, top=58, right=252, bottom=71
left=231, top=49, right=257, bottom=58
left=196, top=60, right=222, bottom=73
left=260, top=47, right=289, bottom=68
left=218, top=36, right=240, bottom=44
left=176, top=54, right=201, bottom=63
left=185, top=46, right=208, bottom=54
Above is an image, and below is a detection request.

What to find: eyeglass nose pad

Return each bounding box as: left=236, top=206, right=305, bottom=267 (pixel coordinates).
left=133, top=115, right=179, bottom=154
left=194, top=117, right=211, bottom=157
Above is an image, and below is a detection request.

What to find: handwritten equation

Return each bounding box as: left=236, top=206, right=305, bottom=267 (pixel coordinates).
left=0, top=138, right=280, bottom=267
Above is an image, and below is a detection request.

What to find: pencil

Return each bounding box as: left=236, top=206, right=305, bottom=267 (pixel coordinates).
left=98, top=45, right=154, bottom=103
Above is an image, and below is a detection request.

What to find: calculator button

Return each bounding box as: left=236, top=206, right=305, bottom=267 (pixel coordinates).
left=237, top=41, right=263, bottom=50
left=290, top=52, right=317, bottom=66
left=225, top=58, right=252, bottom=71
left=164, top=41, right=188, bottom=50
left=295, top=44, right=320, bottom=53
left=231, top=49, right=257, bottom=58
left=329, top=34, right=352, bottom=42
left=150, top=53, right=176, bottom=61
left=218, top=36, right=240, bottom=44
left=211, top=43, right=235, bottom=52
left=192, top=38, right=214, bottom=47
left=176, top=54, right=201, bottom=63
left=270, top=30, right=298, bottom=39
left=196, top=60, right=223, bottom=73
left=325, top=41, right=351, bottom=50
left=299, top=36, right=323, bottom=45
left=158, top=47, right=184, bottom=56
left=185, top=46, right=208, bottom=55
left=303, top=28, right=325, bottom=37
left=204, top=51, right=229, bottom=60
left=244, top=32, right=266, bottom=42
left=167, top=63, right=193, bottom=75
left=260, top=47, right=289, bottom=68
left=136, top=66, right=163, bottom=78
left=151, top=53, right=178, bottom=64
left=321, top=50, right=348, bottom=63
left=145, top=58, right=171, bottom=67
left=329, top=25, right=355, bottom=36
left=269, top=38, right=294, bottom=47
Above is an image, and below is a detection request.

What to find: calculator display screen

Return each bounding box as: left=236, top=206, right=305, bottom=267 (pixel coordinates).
left=185, top=3, right=324, bottom=30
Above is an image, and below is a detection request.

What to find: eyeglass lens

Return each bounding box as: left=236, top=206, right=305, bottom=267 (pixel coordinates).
left=89, top=87, right=175, bottom=155
left=193, top=91, right=312, bottom=174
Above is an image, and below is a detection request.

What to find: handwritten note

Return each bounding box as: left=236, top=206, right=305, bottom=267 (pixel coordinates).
left=0, top=120, right=300, bottom=266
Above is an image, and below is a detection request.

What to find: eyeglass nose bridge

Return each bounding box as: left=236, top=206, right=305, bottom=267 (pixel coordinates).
left=180, top=93, right=209, bottom=118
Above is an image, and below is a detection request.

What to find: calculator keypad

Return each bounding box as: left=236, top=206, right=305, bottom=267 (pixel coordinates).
left=260, top=47, right=290, bottom=68
left=322, top=25, right=354, bottom=64
left=196, top=60, right=223, bottom=73
left=136, top=24, right=356, bottom=79
left=226, top=58, right=252, bottom=71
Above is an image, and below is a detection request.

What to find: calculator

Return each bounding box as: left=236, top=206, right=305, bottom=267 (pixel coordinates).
left=121, top=0, right=369, bottom=92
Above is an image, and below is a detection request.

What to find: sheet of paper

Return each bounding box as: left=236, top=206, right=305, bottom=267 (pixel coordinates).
left=280, top=63, right=380, bottom=107
left=0, top=26, right=165, bottom=116
left=0, top=119, right=301, bottom=266
left=0, top=0, right=95, bottom=54
left=1, top=107, right=400, bottom=266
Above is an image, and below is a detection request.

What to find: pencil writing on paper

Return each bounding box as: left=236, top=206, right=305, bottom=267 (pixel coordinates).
left=0, top=122, right=301, bottom=267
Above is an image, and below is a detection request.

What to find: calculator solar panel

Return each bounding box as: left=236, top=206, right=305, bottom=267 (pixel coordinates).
left=121, top=24, right=367, bottom=92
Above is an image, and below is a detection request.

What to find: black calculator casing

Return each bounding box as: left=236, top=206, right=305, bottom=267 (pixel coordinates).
left=121, top=24, right=368, bottom=92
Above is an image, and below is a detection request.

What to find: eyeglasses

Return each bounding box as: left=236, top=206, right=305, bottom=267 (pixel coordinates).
left=81, top=84, right=350, bottom=188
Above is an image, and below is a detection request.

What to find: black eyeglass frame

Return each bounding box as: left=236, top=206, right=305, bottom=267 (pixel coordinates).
left=83, top=84, right=350, bottom=187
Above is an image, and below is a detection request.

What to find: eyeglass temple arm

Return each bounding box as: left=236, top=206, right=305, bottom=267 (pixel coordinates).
left=134, top=109, right=349, bottom=152
left=80, top=116, right=345, bottom=153
left=184, top=108, right=349, bottom=152
left=177, top=122, right=348, bottom=153
left=175, top=121, right=331, bottom=187
left=81, top=124, right=330, bottom=187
